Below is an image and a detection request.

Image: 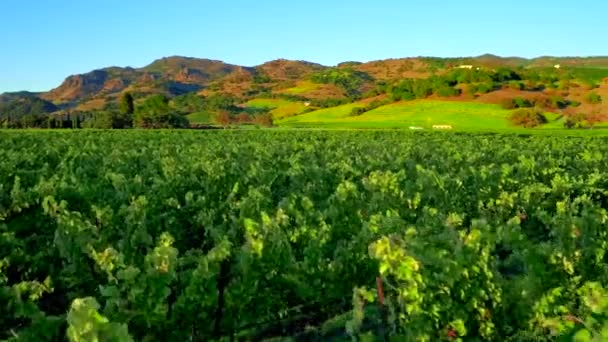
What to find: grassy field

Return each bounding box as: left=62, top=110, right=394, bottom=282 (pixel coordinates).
left=280, top=81, right=321, bottom=95
left=186, top=111, right=215, bottom=124
left=189, top=98, right=608, bottom=133
left=245, top=98, right=309, bottom=119
left=277, top=100, right=520, bottom=130
left=274, top=99, right=608, bottom=132
left=568, top=67, right=608, bottom=83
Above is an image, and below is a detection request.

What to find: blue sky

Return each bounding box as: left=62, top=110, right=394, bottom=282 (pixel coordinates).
left=1, top=0, right=606, bottom=93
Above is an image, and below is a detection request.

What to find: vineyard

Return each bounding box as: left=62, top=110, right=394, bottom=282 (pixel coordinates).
left=3, top=130, right=608, bottom=341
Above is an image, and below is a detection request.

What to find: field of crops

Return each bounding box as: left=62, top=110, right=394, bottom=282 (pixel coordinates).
left=3, top=130, right=608, bottom=341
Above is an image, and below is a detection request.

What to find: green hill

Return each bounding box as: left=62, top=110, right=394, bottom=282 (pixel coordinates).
left=244, top=98, right=309, bottom=119
left=4, top=53, right=608, bottom=131
left=277, top=100, right=560, bottom=130
left=185, top=111, right=215, bottom=124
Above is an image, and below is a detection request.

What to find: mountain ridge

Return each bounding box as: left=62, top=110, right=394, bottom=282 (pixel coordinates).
left=3, top=54, right=608, bottom=114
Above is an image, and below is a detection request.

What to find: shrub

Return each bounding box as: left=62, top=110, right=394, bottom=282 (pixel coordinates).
left=531, top=97, right=551, bottom=109
left=527, top=82, right=546, bottom=91
left=564, top=113, right=586, bottom=129
left=475, top=82, right=494, bottom=94
left=134, top=112, right=188, bottom=129
left=83, top=111, right=132, bottom=129
left=350, top=107, right=367, bottom=116
left=557, top=80, right=570, bottom=90
left=586, top=92, right=602, bottom=104
left=310, top=98, right=351, bottom=108
left=501, top=97, right=533, bottom=110
left=549, top=96, right=568, bottom=109
left=466, top=84, right=478, bottom=97
left=513, top=97, right=533, bottom=108
left=435, top=86, right=460, bottom=97
left=546, top=82, right=558, bottom=90
left=508, top=81, right=525, bottom=91
left=587, top=111, right=608, bottom=128
left=509, top=108, right=548, bottom=128
left=215, top=111, right=232, bottom=127
left=253, top=113, right=274, bottom=127
left=582, top=80, right=599, bottom=90
left=501, top=98, right=517, bottom=109
left=236, top=113, right=251, bottom=123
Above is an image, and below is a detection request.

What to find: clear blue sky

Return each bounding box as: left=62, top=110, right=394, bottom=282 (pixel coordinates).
left=1, top=0, right=606, bottom=93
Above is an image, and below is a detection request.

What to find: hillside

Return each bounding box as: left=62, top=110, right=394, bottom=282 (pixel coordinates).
left=41, top=57, right=246, bottom=105
left=277, top=100, right=517, bottom=129
left=0, top=91, right=43, bottom=104
left=2, top=54, right=608, bottom=130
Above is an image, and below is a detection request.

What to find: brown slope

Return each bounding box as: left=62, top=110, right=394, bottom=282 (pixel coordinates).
left=353, top=58, right=430, bottom=80
left=199, top=67, right=256, bottom=98
left=141, top=56, right=247, bottom=83
left=43, top=56, right=248, bottom=104
left=43, top=70, right=111, bottom=103
left=255, top=59, right=326, bottom=81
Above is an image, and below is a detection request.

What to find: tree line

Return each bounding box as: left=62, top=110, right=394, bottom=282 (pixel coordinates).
left=0, top=92, right=274, bottom=129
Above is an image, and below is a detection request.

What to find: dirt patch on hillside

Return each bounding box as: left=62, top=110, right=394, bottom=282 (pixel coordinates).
left=276, top=83, right=346, bottom=100
left=76, top=98, right=107, bottom=111
left=475, top=89, right=550, bottom=104
left=256, top=59, right=325, bottom=81
left=355, top=58, right=430, bottom=80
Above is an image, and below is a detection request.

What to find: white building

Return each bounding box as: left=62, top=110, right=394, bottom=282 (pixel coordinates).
left=432, top=125, right=453, bottom=130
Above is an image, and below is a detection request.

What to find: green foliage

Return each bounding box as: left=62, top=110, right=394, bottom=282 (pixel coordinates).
left=136, top=112, right=189, bottom=128
left=493, top=67, right=522, bottom=82
left=502, top=97, right=533, bottom=109
left=311, top=68, right=372, bottom=97
left=349, top=99, right=391, bottom=116
left=278, top=100, right=518, bottom=130
left=83, top=111, right=132, bottom=129
left=421, top=57, right=447, bottom=72
left=509, top=108, right=548, bottom=127
left=566, top=67, right=608, bottom=84
left=309, top=97, right=351, bottom=108
left=550, top=96, right=569, bottom=109
left=120, top=92, right=134, bottom=115
left=137, top=94, right=171, bottom=115
left=585, top=92, right=602, bottom=105
left=389, top=79, right=433, bottom=101
left=570, top=100, right=582, bottom=107
left=350, top=107, right=367, bottom=117
left=67, top=297, right=133, bottom=342
left=469, top=82, right=496, bottom=95
left=4, top=130, right=608, bottom=341
left=252, top=71, right=272, bottom=84
left=435, top=86, right=460, bottom=97
left=0, top=97, right=59, bottom=127
left=203, top=93, right=240, bottom=113
left=389, top=69, right=503, bottom=101
left=170, top=93, right=207, bottom=114
left=134, top=95, right=189, bottom=128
